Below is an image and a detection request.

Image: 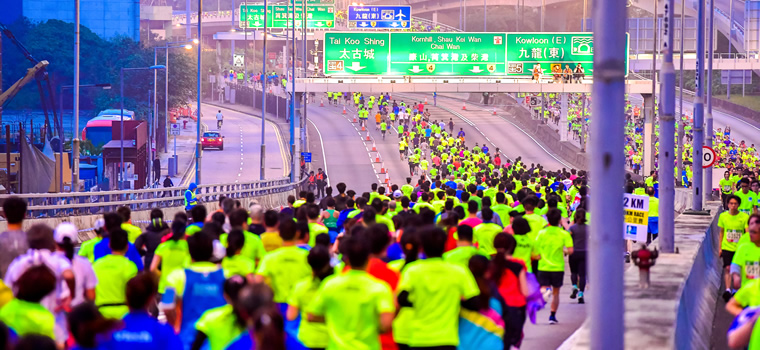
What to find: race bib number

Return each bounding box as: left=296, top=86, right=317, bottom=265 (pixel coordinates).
left=746, top=261, right=760, bottom=280
left=727, top=230, right=742, bottom=243
left=723, top=185, right=732, bottom=192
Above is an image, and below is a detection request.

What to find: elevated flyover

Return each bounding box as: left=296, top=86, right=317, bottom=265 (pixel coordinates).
left=293, top=77, right=658, bottom=94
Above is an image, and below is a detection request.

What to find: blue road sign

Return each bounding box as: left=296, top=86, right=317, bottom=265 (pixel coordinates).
left=301, top=152, right=312, bottom=163
left=348, top=5, right=411, bottom=29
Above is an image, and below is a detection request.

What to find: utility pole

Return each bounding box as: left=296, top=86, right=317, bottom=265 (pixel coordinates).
left=290, top=0, right=297, bottom=182
left=658, top=0, right=675, bottom=253
left=72, top=0, right=81, bottom=191
left=677, top=1, right=685, bottom=185
left=692, top=0, right=706, bottom=210
left=704, top=0, right=715, bottom=200
left=196, top=0, right=203, bottom=184
left=727, top=0, right=734, bottom=99
left=260, top=0, right=268, bottom=180
left=589, top=0, right=626, bottom=347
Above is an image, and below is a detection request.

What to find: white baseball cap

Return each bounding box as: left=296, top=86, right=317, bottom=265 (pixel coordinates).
left=54, top=222, right=79, bottom=243
left=393, top=190, right=403, bottom=198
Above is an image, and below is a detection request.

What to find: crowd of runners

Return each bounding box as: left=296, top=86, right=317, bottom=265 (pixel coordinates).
left=1, top=88, right=760, bottom=349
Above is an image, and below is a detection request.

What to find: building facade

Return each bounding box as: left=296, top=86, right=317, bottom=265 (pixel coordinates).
left=1, top=0, right=140, bottom=41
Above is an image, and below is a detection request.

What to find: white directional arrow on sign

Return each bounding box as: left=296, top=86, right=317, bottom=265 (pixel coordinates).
left=346, top=62, right=366, bottom=71
left=253, top=21, right=261, bottom=26
left=359, top=22, right=369, bottom=27
left=409, top=66, right=424, bottom=73
left=390, top=22, right=399, bottom=27
left=315, top=22, right=324, bottom=27
left=470, top=66, right=484, bottom=73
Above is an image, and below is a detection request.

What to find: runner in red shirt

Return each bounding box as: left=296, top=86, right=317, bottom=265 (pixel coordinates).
left=490, top=233, right=530, bottom=350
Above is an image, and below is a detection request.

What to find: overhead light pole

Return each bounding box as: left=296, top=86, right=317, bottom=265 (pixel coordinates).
left=61, top=83, right=111, bottom=192
left=120, top=65, right=165, bottom=190
left=657, top=0, right=676, bottom=253
left=154, top=39, right=196, bottom=154
left=589, top=0, right=626, bottom=346
left=196, top=0, right=203, bottom=185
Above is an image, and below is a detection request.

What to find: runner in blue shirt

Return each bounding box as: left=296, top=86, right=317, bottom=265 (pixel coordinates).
left=110, top=272, right=182, bottom=350
left=92, top=212, right=144, bottom=271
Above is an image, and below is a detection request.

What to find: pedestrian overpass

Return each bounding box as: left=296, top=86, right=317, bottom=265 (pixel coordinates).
left=292, top=77, right=658, bottom=94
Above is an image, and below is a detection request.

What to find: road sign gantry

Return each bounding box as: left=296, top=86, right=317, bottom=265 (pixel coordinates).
left=347, top=5, right=412, bottom=29
left=239, top=4, right=335, bottom=29
left=323, top=32, right=630, bottom=77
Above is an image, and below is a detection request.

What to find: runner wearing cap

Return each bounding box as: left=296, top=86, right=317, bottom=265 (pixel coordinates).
left=54, top=223, right=97, bottom=307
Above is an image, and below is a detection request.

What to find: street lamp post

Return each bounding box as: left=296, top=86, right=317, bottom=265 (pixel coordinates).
left=120, top=65, right=165, bottom=190
left=261, top=0, right=268, bottom=181
left=60, top=83, right=111, bottom=192
left=154, top=40, right=196, bottom=154
left=196, top=0, right=203, bottom=185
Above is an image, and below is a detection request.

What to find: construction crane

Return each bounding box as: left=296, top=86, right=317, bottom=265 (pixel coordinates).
left=0, top=61, right=49, bottom=107
left=0, top=23, right=60, bottom=139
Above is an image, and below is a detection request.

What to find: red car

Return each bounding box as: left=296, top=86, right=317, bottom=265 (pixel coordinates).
left=201, top=131, right=224, bottom=150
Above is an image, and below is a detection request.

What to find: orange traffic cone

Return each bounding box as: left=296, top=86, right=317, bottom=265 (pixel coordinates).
left=385, top=174, right=390, bottom=184
left=320, top=99, right=324, bottom=107
left=342, top=106, right=347, bottom=115
left=462, top=102, right=467, bottom=110
left=493, top=108, right=497, bottom=115
left=375, top=154, right=381, bottom=163
left=366, top=131, right=371, bottom=141
left=380, top=162, right=386, bottom=174
left=362, top=125, right=366, bottom=131
left=424, top=97, right=428, bottom=105
left=353, top=115, right=357, bottom=123
left=372, top=141, right=377, bottom=151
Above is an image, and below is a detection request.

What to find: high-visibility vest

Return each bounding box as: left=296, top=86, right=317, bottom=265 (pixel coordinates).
left=184, top=190, right=198, bottom=209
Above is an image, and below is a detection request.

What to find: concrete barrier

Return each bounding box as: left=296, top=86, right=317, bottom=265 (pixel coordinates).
left=465, top=92, right=591, bottom=170
left=561, top=202, right=722, bottom=350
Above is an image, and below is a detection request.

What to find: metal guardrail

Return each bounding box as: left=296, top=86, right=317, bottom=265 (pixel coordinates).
left=0, top=177, right=306, bottom=219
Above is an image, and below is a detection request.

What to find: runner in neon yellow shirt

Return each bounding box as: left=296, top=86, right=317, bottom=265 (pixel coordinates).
left=397, top=227, right=479, bottom=348
left=0, top=266, right=56, bottom=339
left=287, top=246, right=331, bottom=349
left=254, top=220, right=311, bottom=303
left=150, top=221, right=190, bottom=294
left=535, top=209, right=573, bottom=324
left=306, top=236, right=394, bottom=350
left=731, top=214, right=760, bottom=289
left=194, top=276, right=248, bottom=350
left=93, top=229, right=139, bottom=319
left=221, top=230, right=257, bottom=279
left=720, top=195, right=751, bottom=301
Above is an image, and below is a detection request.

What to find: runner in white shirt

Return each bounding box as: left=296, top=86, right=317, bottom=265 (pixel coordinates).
left=5, top=224, right=75, bottom=345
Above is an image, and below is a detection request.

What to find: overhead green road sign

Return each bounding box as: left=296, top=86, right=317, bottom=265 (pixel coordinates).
left=505, top=32, right=629, bottom=76
left=323, top=32, right=390, bottom=75
left=239, top=5, right=266, bottom=28
left=269, top=5, right=335, bottom=28
left=323, top=32, right=628, bottom=77
left=240, top=4, right=335, bottom=29
left=389, top=33, right=506, bottom=75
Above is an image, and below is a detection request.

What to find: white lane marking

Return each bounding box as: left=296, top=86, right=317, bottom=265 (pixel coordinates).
left=408, top=93, right=573, bottom=169
left=209, top=103, right=289, bottom=178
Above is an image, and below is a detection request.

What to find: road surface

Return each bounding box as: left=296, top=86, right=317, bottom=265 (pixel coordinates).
left=198, top=104, right=287, bottom=185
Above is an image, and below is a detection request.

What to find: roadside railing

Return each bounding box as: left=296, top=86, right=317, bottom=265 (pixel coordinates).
left=0, top=177, right=306, bottom=219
